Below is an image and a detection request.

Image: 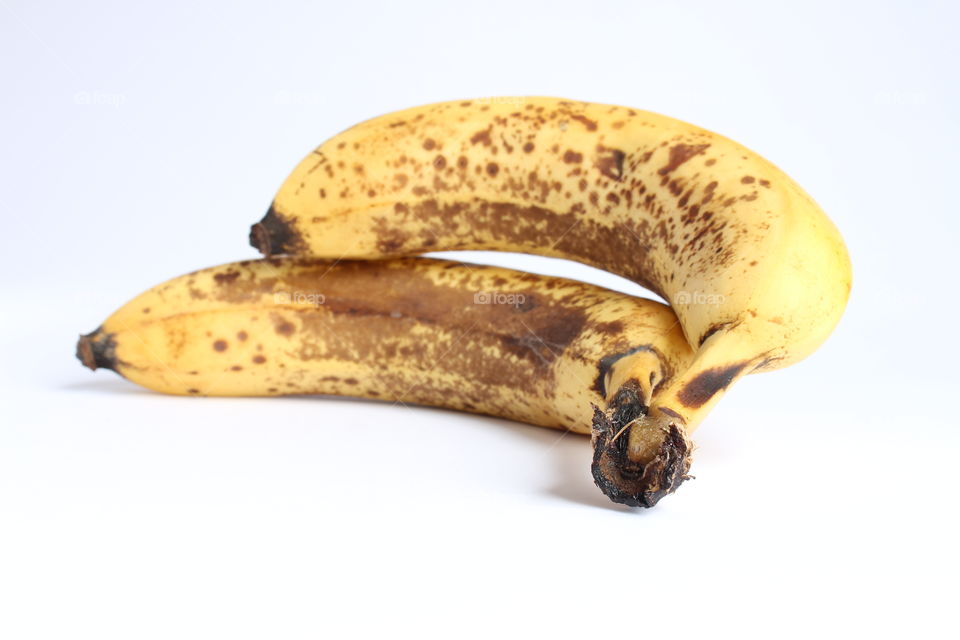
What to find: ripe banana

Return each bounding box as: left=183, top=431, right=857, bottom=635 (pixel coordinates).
left=250, top=97, right=852, bottom=500
left=77, top=257, right=700, bottom=506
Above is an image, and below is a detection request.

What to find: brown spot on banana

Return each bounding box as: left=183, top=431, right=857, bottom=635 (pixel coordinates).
left=469, top=127, right=492, bottom=146
left=596, top=147, right=626, bottom=181
left=272, top=315, right=296, bottom=336
left=676, top=361, right=750, bottom=408
left=697, top=320, right=741, bottom=347
left=657, top=143, right=710, bottom=176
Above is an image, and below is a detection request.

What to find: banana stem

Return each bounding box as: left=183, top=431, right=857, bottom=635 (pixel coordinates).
left=589, top=348, right=693, bottom=507
left=591, top=380, right=693, bottom=508
left=589, top=330, right=762, bottom=507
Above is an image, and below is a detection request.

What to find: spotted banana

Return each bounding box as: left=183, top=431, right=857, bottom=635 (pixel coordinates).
left=78, top=257, right=699, bottom=506
left=249, top=96, right=852, bottom=503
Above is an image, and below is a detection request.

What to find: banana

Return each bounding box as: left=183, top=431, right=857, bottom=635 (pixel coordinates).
left=77, top=257, right=699, bottom=506
left=249, top=96, right=852, bottom=497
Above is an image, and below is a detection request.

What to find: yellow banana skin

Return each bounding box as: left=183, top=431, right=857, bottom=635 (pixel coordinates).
left=78, top=257, right=700, bottom=506
left=251, top=96, right=852, bottom=469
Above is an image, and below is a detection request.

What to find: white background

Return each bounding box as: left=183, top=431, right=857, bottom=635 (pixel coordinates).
left=1, top=1, right=957, bottom=638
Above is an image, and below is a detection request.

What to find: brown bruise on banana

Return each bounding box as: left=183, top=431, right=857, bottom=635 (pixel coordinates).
left=254, top=99, right=772, bottom=310
left=676, top=361, right=750, bottom=409
left=79, top=258, right=694, bottom=437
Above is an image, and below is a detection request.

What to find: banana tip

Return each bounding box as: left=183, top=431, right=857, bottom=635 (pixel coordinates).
left=250, top=204, right=303, bottom=256
left=249, top=221, right=271, bottom=255
left=76, top=329, right=118, bottom=371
